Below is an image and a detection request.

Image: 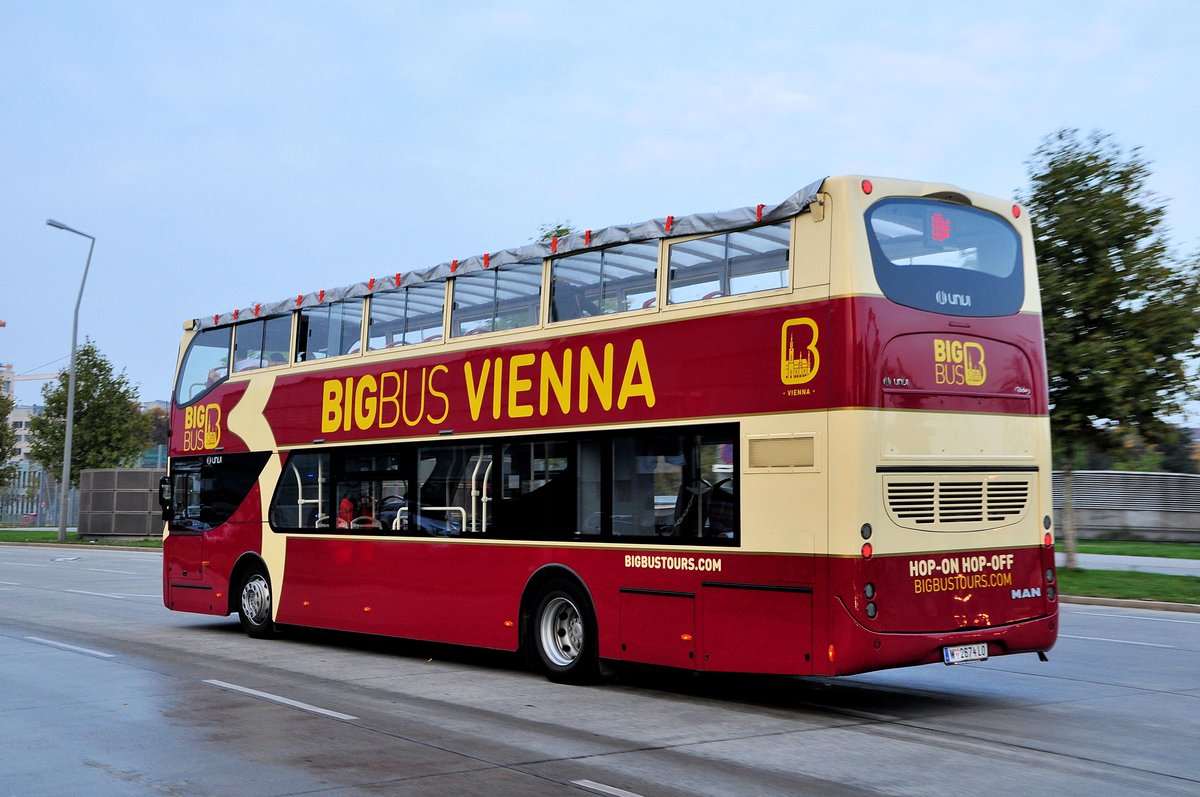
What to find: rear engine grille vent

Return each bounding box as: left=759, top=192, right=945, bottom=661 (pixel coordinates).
left=885, top=477, right=1030, bottom=530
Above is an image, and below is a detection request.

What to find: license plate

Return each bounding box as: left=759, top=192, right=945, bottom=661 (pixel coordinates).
left=943, top=643, right=988, bottom=665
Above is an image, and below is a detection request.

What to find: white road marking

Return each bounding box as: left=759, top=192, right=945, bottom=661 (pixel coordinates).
left=67, top=589, right=123, bottom=599
left=25, top=636, right=115, bottom=658
left=87, top=568, right=137, bottom=575
left=204, top=680, right=358, bottom=721
left=572, top=780, right=648, bottom=797
left=0, top=580, right=19, bottom=585
left=1060, top=634, right=1174, bottom=649
left=2, top=562, right=49, bottom=567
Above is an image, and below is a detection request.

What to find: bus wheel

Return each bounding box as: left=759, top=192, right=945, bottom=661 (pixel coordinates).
left=238, top=569, right=276, bottom=639
left=532, top=580, right=598, bottom=684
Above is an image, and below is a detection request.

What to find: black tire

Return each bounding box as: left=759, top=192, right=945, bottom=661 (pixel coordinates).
left=237, top=568, right=277, bottom=639
left=530, top=579, right=599, bottom=684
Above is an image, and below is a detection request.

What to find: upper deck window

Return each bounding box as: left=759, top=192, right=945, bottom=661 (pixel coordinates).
left=450, top=259, right=542, bottom=337
left=667, top=222, right=790, bottom=305
left=233, top=315, right=291, bottom=372
left=174, top=326, right=231, bottom=406
left=296, top=299, right=364, bottom=362
left=367, top=282, right=447, bottom=349
left=550, top=240, right=659, bottom=321
left=866, top=198, right=1023, bottom=317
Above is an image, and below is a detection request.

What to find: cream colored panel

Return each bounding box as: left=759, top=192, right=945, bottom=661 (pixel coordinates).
left=827, top=409, right=1050, bottom=556
left=226, top=375, right=287, bottom=619
left=880, top=410, right=1036, bottom=462
left=739, top=414, right=826, bottom=555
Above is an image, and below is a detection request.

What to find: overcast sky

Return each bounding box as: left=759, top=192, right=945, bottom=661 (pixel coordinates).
left=2, top=1, right=1198, bottom=410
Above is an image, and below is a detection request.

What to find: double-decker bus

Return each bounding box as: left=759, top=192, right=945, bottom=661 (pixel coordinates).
left=162, top=175, right=1058, bottom=682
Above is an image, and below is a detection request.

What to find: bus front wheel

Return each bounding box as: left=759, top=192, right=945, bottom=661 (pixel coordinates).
left=238, top=569, right=276, bottom=639
left=531, top=580, right=598, bottom=684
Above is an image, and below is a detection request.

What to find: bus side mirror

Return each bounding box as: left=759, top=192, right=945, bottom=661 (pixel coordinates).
left=159, top=475, right=172, bottom=521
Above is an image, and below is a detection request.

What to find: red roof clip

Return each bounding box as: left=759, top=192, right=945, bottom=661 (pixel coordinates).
left=318, top=289, right=325, bottom=303
left=665, top=215, right=673, bottom=233
left=232, top=308, right=239, bottom=321
left=367, top=277, right=375, bottom=291
left=483, top=253, right=490, bottom=269
left=296, top=294, right=304, bottom=307
left=451, top=259, right=458, bottom=273
left=254, top=303, right=261, bottom=317
left=584, top=229, right=592, bottom=246
left=551, top=236, right=558, bottom=253
left=213, top=314, right=219, bottom=325
left=756, top=203, right=765, bottom=222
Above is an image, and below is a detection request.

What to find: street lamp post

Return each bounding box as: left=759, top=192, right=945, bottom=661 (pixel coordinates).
left=45, top=219, right=95, bottom=543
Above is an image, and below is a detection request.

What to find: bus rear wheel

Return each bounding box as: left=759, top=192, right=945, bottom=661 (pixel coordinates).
left=238, top=569, right=276, bottom=639
left=531, top=580, right=598, bottom=684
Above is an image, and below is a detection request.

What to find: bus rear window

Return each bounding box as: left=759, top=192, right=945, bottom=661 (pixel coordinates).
left=866, top=198, right=1023, bottom=317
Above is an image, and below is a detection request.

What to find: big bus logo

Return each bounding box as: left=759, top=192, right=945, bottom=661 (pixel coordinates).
left=183, top=403, right=222, bottom=451
left=934, top=339, right=986, bottom=387
left=781, top=318, right=819, bottom=385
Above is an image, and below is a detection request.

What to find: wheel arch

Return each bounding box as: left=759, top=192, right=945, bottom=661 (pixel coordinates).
left=228, top=552, right=270, bottom=616
left=518, top=563, right=595, bottom=657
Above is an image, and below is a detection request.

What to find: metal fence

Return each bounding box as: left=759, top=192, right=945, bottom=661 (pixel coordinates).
left=1053, top=470, right=1200, bottom=542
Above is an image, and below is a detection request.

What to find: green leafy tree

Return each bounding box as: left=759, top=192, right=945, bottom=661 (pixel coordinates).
left=535, top=221, right=576, bottom=242
left=1022, top=129, right=1200, bottom=566
left=29, top=340, right=153, bottom=485
left=0, top=391, right=15, bottom=488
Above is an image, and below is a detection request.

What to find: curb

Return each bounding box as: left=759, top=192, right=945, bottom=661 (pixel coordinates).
left=1060, top=595, right=1200, bottom=614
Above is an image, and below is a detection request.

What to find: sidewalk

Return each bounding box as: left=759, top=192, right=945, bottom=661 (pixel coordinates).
left=1056, top=552, right=1200, bottom=578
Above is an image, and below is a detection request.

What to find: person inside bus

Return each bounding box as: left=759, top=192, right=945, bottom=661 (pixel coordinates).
left=337, top=491, right=357, bottom=528
left=551, top=279, right=600, bottom=322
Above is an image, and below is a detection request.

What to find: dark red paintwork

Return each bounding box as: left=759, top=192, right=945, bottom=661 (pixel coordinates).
left=165, top=294, right=1057, bottom=676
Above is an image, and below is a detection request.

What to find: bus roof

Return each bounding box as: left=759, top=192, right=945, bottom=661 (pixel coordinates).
left=197, top=178, right=826, bottom=330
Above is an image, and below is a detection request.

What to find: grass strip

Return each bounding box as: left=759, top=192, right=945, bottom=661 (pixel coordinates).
left=1057, top=568, right=1200, bottom=604
left=1075, top=540, right=1200, bottom=560
left=0, top=529, right=162, bottom=548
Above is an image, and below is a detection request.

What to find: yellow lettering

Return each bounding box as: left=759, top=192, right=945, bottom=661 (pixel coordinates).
left=426, top=365, right=450, bottom=424
left=508, top=353, right=535, bottom=418
left=379, top=371, right=401, bottom=429
left=322, top=379, right=343, bottom=433
left=402, top=368, right=426, bottom=427
left=579, top=343, right=613, bottom=413
left=342, top=377, right=354, bottom=432
left=539, top=349, right=572, bottom=416
left=465, top=359, right=491, bottom=421
left=617, top=339, right=655, bottom=409
left=492, top=357, right=504, bottom=420
left=354, top=375, right=378, bottom=430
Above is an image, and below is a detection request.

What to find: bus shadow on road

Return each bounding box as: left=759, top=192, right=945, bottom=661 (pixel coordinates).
left=186, top=617, right=1000, bottom=719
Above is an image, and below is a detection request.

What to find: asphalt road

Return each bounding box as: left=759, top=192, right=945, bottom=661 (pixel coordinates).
left=1, top=544, right=1198, bottom=797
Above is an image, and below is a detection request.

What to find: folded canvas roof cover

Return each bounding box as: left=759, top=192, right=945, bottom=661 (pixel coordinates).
left=198, top=178, right=825, bottom=330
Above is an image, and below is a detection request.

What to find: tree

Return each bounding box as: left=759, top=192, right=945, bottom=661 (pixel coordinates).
left=535, top=221, right=576, bottom=242
left=29, top=340, right=153, bottom=486
left=1022, top=129, right=1200, bottom=566
left=0, top=391, right=15, bottom=488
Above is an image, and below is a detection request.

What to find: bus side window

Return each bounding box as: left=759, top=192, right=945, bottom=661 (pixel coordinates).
left=551, top=240, right=658, bottom=322
left=609, top=429, right=737, bottom=543
left=668, top=222, right=790, bottom=305
left=270, top=452, right=332, bottom=529
left=451, top=259, right=542, bottom=338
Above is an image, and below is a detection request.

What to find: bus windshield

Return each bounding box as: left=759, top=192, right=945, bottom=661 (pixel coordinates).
left=866, top=198, right=1023, bottom=317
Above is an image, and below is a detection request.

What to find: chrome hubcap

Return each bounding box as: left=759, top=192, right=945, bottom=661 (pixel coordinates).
left=241, top=574, right=271, bottom=625
left=539, top=596, right=583, bottom=667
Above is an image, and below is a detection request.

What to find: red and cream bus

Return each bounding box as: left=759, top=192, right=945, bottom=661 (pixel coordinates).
left=162, top=175, right=1058, bottom=682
